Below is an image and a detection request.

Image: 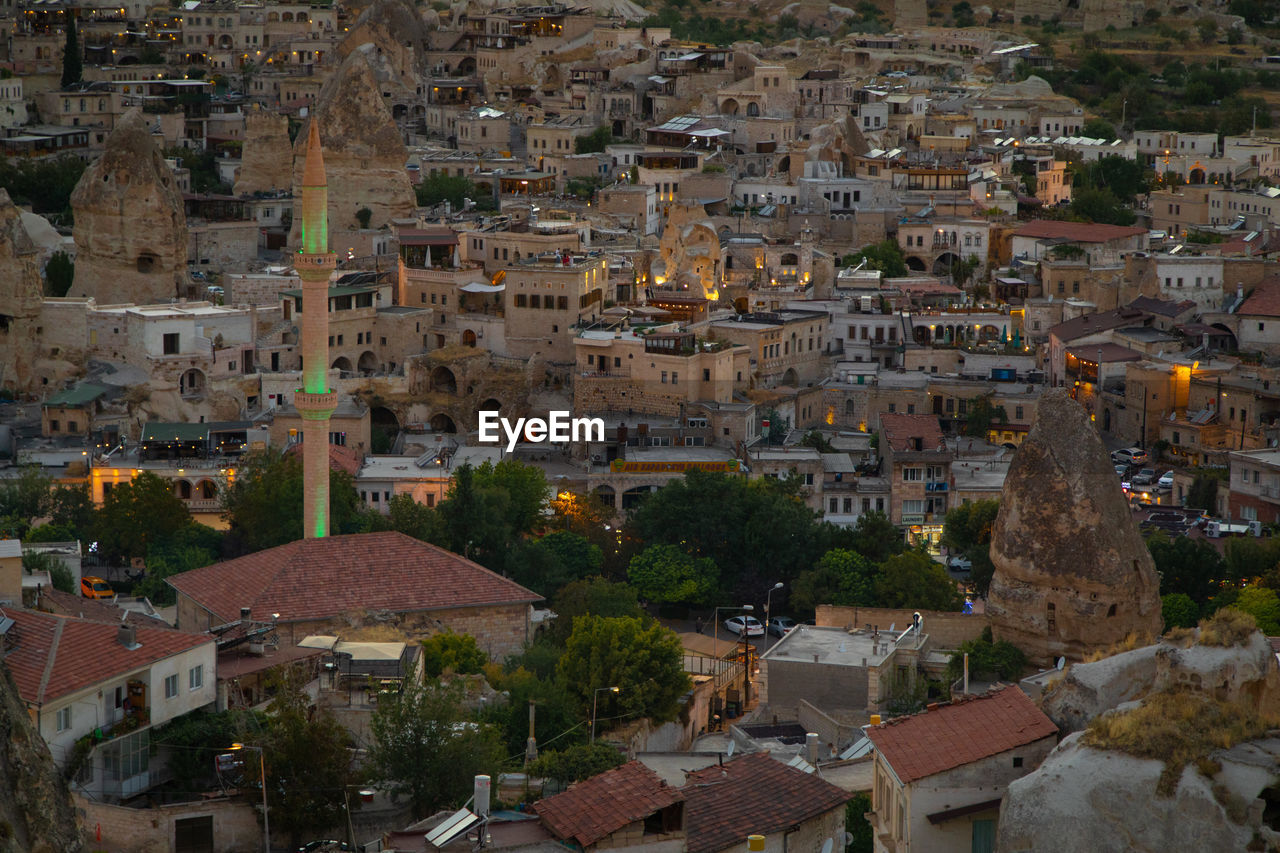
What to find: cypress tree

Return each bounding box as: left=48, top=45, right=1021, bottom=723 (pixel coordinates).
left=61, top=16, right=82, bottom=89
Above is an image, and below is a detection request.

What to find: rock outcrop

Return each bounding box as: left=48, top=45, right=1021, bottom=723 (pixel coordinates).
left=69, top=108, right=187, bottom=305
left=0, top=663, right=84, bottom=853
left=233, top=107, right=294, bottom=196
left=288, top=51, right=416, bottom=244
left=338, top=0, right=431, bottom=95
left=998, top=731, right=1280, bottom=853
left=987, top=389, right=1161, bottom=665
left=0, top=189, right=45, bottom=392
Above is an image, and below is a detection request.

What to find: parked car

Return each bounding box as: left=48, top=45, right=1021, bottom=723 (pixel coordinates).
left=80, top=575, right=113, bottom=600
left=1157, top=471, right=1175, bottom=490
left=767, top=616, right=797, bottom=637
left=724, top=615, right=765, bottom=637
left=947, top=555, right=973, bottom=572
left=1111, top=447, right=1149, bottom=467
left=298, top=843, right=351, bottom=853
left=1132, top=468, right=1157, bottom=486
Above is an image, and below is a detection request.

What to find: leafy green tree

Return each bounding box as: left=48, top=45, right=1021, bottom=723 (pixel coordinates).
left=941, top=500, right=999, bottom=595
left=222, top=450, right=362, bottom=553
left=574, top=126, right=613, bottom=155
left=627, top=544, right=718, bottom=605
left=790, top=549, right=875, bottom=615
left=44, top=250, right=74, bottom=297
left=1161, top=593, right=1199, bottom=630
left=22, top=549, right=73, bottom=593
left=945, top=627, right=1027, bottom=681
left=420, top=631, right=488, bottom=679
left=850, top=511, right=905, bottom=565
left=874, top=552, right=963, bottom=611
left=61, top=17, right=82, bottom=89
left=257, top=684, right=360, bottom=849
left=473, top=459, right=547, bottom=535
left=367, top=679, right=507, bottom=819
left=152, top=709, right=255, bottom=794
left=1222, top=537, right=1280, bottom=585
left=557, top=616, right=690, bottom=725
left=1233, top=587, right=1280, bottom=635
left=547, top=577, right=644, bottom=644
left=435, top=463, right=513, bottom=567
left=0, top=155, right=87, bottom=223
left=48, top=483, right=93, bottom=538
left=1081, top=118, right=1116, bottom=138
left=415, top=173, right=475, bottom=208
left=1072, top=156, right=1152, bottom=204
left=480, top=664, right=581, bottom=755
left=964, top=395, right=1009, bottom=438
left=361, top=493, right=445, bottom=544
left=524, top=531, right=604, bottom=595
left=139, top=523, right=223, bottom=604
left=1069, top=187, right=1136, bottom=226
left=0, top=465, right=51, bottom=525
left=841, top=239, right=908, bottom=278
left=1146, top=532, right=1225, bottom=603
left=92, top=471, right=192, bottom=562
left=1186, top=472, right=1221, bottom=512
left=846, top=793, right=873, bottom=853
left=528, top=743, right=624, bottom=784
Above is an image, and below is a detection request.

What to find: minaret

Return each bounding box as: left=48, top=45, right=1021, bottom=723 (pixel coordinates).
left=293, top=120, right=338, bottom=538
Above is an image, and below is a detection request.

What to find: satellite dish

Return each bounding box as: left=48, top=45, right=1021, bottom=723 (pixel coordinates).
left=1056, top=657, right=1066, bottom=671
left=820, top=839, right=834, bottom=853
left=726, top=741, right=735, bottom=758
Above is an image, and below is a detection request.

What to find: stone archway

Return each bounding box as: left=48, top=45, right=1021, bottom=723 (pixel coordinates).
left=431, top=365, right=457, bottom=394
left=357, top=351, right=379, bottom=374
left=933, top=251, right=961, bottom=277
left=332, top=356, right=352, bottom=373
left=905, top=255, right=927, bottom=272
left=429, top=413, right=457, bottom=433
left=197, top=479, right=217, bottom=500
left=782, top=367, right=799, bottom=386
left=462, top=329, right=478, bottom=348
left=592, top=484, right=617, bottom=509
left=175, top=480, right=193, bottom=500
left=180, top=368, right=206, bottom=397
left=371, top=405, right=400, bottom=454
left=722, top=97, right=740, bottom=115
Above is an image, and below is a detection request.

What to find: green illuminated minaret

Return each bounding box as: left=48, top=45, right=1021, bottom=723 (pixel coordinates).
left=293, top=120, right=338, bottom=538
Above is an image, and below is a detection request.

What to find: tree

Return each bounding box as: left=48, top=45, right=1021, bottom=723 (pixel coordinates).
left=1068, top=187, right=1136, bottom=226
left=0, top=154, right=87, bottom=223
left=1186, top=472, right=1221, bottom=512
left=964, top=395, right=1008, bottom=438
left=528, top=744, right=625, bottom=784
left=367, top=679, right=506, bottom=819
left=361, top=493, right=445, bottom=544
left=513, top=531, right=604, bottom=597
left=152, top=709, right=254, bottom=794
left=480, top=663, right=582, bottom=755
left=842, top=239, right=908, bottom=278
left=1146, top=532, right=1225, bottom=604
left=547, top=577, right=644, bottom=644
left=1081, top=118, right=1116, bottom=139
left=941, top=500, right=999, bottom=595
left=1072, top=156, right=1152, bottom=204
left=574, top=126, right=613, bottom=155
left=435, top=463, right=513, bottom=568
left=850, top=511, right=905, bottom=565
left=846, top=793, right=873, bottom=853
left=92, top=472, right=192, bottom=562
left=1233, top=587, right=1280, bottom=635
left=355, top=206, right=372, bottom=229
left=473, top=459, right=548, bottom=536
left=1161, top=593, right=1199, bottom=630
left=257, top=683, right=360, bottom=849
left=138, top=523, right=223, bottom=604
left=44, top=250, right=74, bottom=297
left=61, top=17, right=82, bottom=89
left=222, top=450, right=362, bottom=553
left=420, top=631, right=488, bottom=679
left=22, top=549, right=73, bottom=593
left=1222, top=536, right=1280, bottom=585
left=556, top=616, right=691, bottom=726
left=873, top=552, right=963, bottom=611
left=945, top=627, right=1027, bottom=681
left=415, top=173, right=475, bottom=208
left=627, top=544, right=718, bottom=606
left=790, top=549, right=875, bottom=615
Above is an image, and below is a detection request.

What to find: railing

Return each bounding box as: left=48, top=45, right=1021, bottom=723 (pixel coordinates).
left=579, top=367, right=631, bottom=378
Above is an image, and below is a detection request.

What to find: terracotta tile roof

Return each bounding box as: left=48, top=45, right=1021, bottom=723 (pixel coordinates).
left=681, top=752, right=852, bottom=853
left=1047, top=305, right=1149, bottom=343
left=1238, top=276, right=1280, bottom=318
left=1015, top=220, right=1147, bottom=243
left=36, top=588, right=175, bottom=630
left=534, top=761, right=683, bottom=847
left=1127, top=296, right=1196, bottom=318
left=1, top=607, right=214, bottom=706
left=866, top=686, right=1058, bottom=784
left=166, top=531, right=541, bottom=625
left=879, top=413, right=946, bottom=453
left=283, top=441, right=362, bottom=477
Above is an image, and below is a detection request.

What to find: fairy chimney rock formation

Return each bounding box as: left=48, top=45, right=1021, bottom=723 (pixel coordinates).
left=234, top=107, right=294, bottom=196
left=0, top=189, right=44, bottom=392
left=289, top=50, right=415, bottom=244
left=69, top=108, right=187, bottom=304
left=987, top=389, right=1162, bottom=665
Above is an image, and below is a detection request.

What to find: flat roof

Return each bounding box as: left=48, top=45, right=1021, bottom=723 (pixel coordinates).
left=761, top=624, right=919, bottom=668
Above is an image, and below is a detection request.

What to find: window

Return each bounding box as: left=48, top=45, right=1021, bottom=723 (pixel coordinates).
left=165, top=673, right=178, bottom=699
left=1012, top=756, right=1024, bottom=768
left=902, top=467, right=923, bottom=481
left=163, top=333, right=180, bottom=354
left=56, top=707, right=72, bottom=732
left=902, top=499, right=926, bottom=513
left=189, top=665, right=203, bottom=691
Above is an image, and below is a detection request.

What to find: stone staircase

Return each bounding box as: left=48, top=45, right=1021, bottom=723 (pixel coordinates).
left=256, top=317, right=294, bottom=347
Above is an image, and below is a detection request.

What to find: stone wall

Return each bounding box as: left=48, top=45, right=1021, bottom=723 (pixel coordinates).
left=573, top=375, right=686, bottom=418
left=189, top=221, right=260, bottom=271
left=765, top=659, right=868, bottom=718
left=78, top=793, right=260, bottom=853
left=816, top=605, right=987, bottom=650
left=798, top=698, right=861, bottom=751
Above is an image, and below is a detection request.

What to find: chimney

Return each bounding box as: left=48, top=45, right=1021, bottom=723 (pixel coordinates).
left=806, top=732, right=820, bottom=764
left=117, top=624, right=138, bottom=649
left=474, top=775, right=491, bottom=818
left=240, top=606, right=252, bottom=621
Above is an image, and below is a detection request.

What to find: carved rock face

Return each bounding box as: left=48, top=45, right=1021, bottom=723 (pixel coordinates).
left=234, top=108, right=293, bottom=196
left=0, top=188, right=43, bottom=391
left=69, top=108, right=187, bottom=305
left=987, top=389, right=1162, bottom=665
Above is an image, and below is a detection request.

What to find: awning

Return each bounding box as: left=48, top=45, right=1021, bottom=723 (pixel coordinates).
left=648, top=75, right=672, bottom=84
left=333, top=641, right=407, bottom=661
left=298, top=635, right=339, bottom=650
left=672, top=52, right=704, bottom=61
left=688, top=128, right=731, bottom=138
left=459, top=281, right=505, bottom=293
left=927, top=799, right=1002, bottom=825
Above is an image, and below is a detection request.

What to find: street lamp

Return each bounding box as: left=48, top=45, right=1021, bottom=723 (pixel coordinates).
left=231, top=742, right=270, bottom=853
left=590, top=686, right=619, bottom=745
left=764, top=582, right=784, bottom=648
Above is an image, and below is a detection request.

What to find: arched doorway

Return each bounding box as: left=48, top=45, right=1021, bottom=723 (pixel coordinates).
left=431, top=365, right=457, bottom=394
left=592, top=484, right=617, bottom=508
left=622, top=485, right=656, bottom=510
left=429, top=413, right=457, bottom=433
left=357, top=351, right=379, bottom=374
left=332, top=356, right=352, bottom=373
left=722, top=97, right=740, bottom=115
left=180, top=368, right=206, bottom=397
left=175, top=480, right=193, bottom=500
left=782, top=367, right=799, bottom=386
left=905, top=255, right=927, bottom=272
left=478, top=398, right=501, bottom=413
left=462, top=329, right=478, bottom=348
left=197, top=479, right=217, bottom=500
left=933, top=252, right=961, bottom=277
left=371, top=406, right=400, bottom=454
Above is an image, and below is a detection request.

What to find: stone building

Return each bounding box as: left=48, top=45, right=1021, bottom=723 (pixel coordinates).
left=233, top=107, right=294, bottom=196
left=986, top=390, right=1162, bottom=665
left=167, top=531, right=542, bottom=659
left=69, top=108, right=189, bottom=306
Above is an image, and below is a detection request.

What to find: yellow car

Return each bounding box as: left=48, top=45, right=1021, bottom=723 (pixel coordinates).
left=80, top=575, right=114, bottom=600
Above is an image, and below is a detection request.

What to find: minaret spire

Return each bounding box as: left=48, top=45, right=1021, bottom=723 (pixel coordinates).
left=293, top=118, right=338, bottom=538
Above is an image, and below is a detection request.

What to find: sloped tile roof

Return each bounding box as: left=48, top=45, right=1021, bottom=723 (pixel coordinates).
left=681, top=752, right=852, bottom=853
left=879, top=413, right=946, bottom=453
left=166, top=531, right=540, bottom=625
left=37, top=588, right=176, bottom=630
left=534, top=761, right=683, bottom=847
left=2, top=607, right=214, bottom=705
left=1238, top=276, right=1280, bottom=318
left=866, top=686, right=1058, bottom=784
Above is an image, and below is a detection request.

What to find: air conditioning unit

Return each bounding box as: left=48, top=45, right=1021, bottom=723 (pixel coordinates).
left=1206, top=520, right=1221, bottom=537
left=1249, top=520, right=1263, bottom=537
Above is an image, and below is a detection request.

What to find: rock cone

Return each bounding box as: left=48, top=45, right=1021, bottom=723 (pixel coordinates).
left=234, top=107, right=293, bottom=196
left=987, top=389, right=1161, bottom=664
left=0, top=189, right=44, bottom=392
